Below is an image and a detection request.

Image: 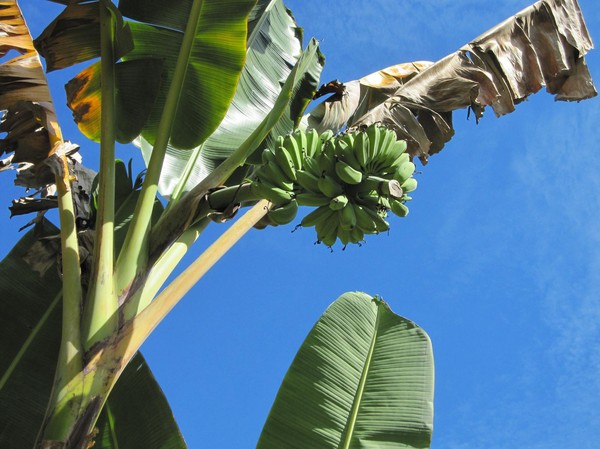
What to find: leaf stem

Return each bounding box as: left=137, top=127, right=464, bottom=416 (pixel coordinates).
left=122, top=219, right=209, bottom=320
left=122, top=183, right=259, bottom=320
left=42, top=166, right=85, bottom=441
left=119, top=200, right=271, bottom=363
left=115, top=0, right=205, bottom=297
left=82, top=2, right=118, bottom=350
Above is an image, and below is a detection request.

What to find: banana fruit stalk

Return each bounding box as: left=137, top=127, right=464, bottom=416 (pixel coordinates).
left=249, top=124, right=418, bottom=247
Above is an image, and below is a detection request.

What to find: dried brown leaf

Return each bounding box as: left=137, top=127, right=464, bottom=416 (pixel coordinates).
left=0, top=0, right=65, bottom=185
left=305, top=0, right=596, bottom=164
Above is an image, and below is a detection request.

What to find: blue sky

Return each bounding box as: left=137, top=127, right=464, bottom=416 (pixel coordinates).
left=5, top=1, right=600, bottom=448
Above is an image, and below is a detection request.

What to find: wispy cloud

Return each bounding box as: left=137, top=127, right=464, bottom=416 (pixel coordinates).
left=437, top=100, right=600, bottom=449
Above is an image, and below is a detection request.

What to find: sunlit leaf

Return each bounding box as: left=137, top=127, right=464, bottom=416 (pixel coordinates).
left=66, top=58, right=163, bottom=143
left=54, top=0, right=256, bottom=149
left=257, top=292, right=434, bottom=449
left=139, top=0, right=307, bottom=197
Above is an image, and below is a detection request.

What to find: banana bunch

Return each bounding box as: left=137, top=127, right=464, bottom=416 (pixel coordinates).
left=251, top=124, right=417, bottom=247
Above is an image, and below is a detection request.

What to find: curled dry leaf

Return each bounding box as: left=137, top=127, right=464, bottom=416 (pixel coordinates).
left=305, top=0, right=596, bottom=164
left=0, top=0, right=68, bottom=188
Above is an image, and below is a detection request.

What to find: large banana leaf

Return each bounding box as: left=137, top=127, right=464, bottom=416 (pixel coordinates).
left=40, top=0, right=256, bottom=149
left=0, top=221, right=62, bottom=449
left=139, top=0, right=313, bottom=198
left=304, top=0, right=596, bottom=164
left=257, top=292, right=434, bottom=449
left=95, top=352, right=187, bottom=449
left=0, top=222, right=185, bottom=449
left=148, top=38, right=324, bottom=258
left=119, top=0, right=257, bottom=149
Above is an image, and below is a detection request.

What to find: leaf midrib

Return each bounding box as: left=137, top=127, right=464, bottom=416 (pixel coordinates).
left=340, top=302, right=382, bottom=449
left=247, top=0, right=276, bottom=48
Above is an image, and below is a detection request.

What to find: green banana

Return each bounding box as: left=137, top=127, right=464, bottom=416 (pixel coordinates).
left=337, top=228, right=352, bottom=247
left=363, top=206, right=390, bottom=233
left=250, top=181, right=294, bottom=206
left=260, top=150, right=295, bottom=189
left=366, top=125, right=382, bottom=168
left=379, top=128, right=397, bottom=157
left=389, top=150, right=410, bottom=171
left=339, top=132, right=354, bottom=148
left=274, top=145, right=297, bottom=181
left=317, top=152, right=335, bottom=176
left=302, top=157, right=322, bottom=177
left=401, top=177, right=418, bottom=193
left=301, top=205, right=335, bottom=228
left=318, top=174, right=344, bottom=198
left=268, top=199, right=299, bottom=225
left=295, top=170, right=321, bottom=193
left=352, top=131, right=369, bottom=171
left=295, top=192, right=330, bottom=207
left=339, top=203, right=357, bottom=231
left=304, top=128, right=320, bottom=158
left=319, top=129, right=334, bottom=145
left=291, top=129, right=307, bottom=166
left=390, top=198, right=409, bottom=218
left=375, top=130, right=404, bottom=173
left=283, top=134, right=303, bottom=170
left=315, top=214, right=338, bottom=247
left=350, top=226, right=365, bottom=244
left=355, top=190, right=381, bottom=207
left=395, top=161, right=416, bottom=183
left=335, top=160, right=363, bottom=185
left=354, top=204, right=378, bottom=233
left=355, top=175, right=389, bottom=195
left=335, top=139, right=362, bottom=171
left=377, top=196, right=391, bottom=210
left=329, top=194, right=349, bottom=211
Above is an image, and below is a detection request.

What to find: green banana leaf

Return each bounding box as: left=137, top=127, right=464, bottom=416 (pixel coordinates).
left=148, top=38, right=324, bottom=256
left=95, top=352, right=187, bottom=449
left=120, top=0, right=256, bottom=149
left=138, top=0, right=318, bottom=198
left=257, top=292, right=434, bottom=449
left=0, top=221, right=62, bottom=449
left=0, top=222, right=185, bottom=449
left=39, top=0, right=255, bottom=149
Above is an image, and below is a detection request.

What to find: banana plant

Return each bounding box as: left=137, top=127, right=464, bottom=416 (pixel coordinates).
left=0, top=0, right=595, bottom=448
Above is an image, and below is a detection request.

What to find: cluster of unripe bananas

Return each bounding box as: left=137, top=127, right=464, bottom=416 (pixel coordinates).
left=250, top=124, right=417, bottom=247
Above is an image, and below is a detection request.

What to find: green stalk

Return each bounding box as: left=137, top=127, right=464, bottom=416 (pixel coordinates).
left=122, top=220, right=209, bottom=320
left=165, top=144, right=204, bottom=212
left=46, top=201, right=270, bottom=446
left=117, top=200, right=271, bottom=363
left=82, top=2, right=118, bottom=350
left=123, top=184, right=258, bottom=320
left=41, top=173, right=84, bottom=441
left=115, top=0, right=205, bottom=297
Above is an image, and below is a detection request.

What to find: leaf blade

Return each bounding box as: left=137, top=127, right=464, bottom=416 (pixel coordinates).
left=257, top=292, right=434, bottom=449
